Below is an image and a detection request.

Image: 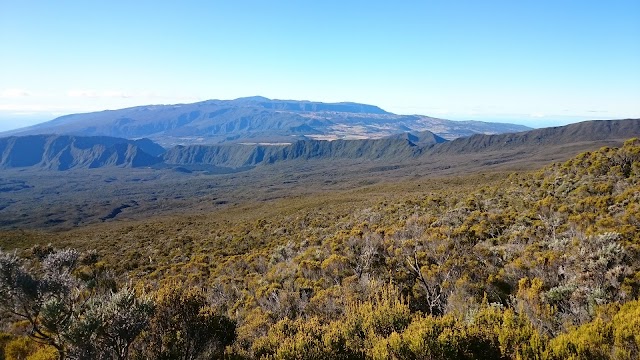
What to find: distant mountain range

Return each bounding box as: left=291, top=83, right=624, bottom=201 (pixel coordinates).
left=1, top=119, right=638, bottom=171
left=0, top=97, right=530, bottom=146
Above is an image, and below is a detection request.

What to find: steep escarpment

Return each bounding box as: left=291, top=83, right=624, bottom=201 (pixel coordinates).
left=429, top=118, right=640, bottom=154
left=2, top=120, right=639, bottom=171
left=162, top=143, right=286, bottom=168
left=0, top=135, right=163, bottom=170
left=162, top=131, right=447, bottom=167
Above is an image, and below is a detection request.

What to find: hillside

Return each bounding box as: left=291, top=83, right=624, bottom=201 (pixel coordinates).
left=1, top=138, right=639, bottom=359
left=0, top=97, right=530, bottom=146
left=431, top=118, right=640, bottom=154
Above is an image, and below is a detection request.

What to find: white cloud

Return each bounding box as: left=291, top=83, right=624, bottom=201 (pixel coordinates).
left=0, top=88, right=31, bottom=98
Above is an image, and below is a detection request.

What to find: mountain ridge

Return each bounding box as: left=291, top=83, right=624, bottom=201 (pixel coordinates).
left=0, top=97, right=530, bottom=146
left=430, top=118, right=640, bottom=154
left=1, top=119, right=638, bottom=171
left=0, top=135, right=163, bottom=170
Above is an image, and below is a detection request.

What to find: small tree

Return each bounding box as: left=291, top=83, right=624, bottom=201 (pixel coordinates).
left=0, top=248, right=154, bottom=360
left=137, top=283, right=236, bottom=360
left=0, top=249, right=82, bottom=358
left=65, top=287, right=155, bottom=360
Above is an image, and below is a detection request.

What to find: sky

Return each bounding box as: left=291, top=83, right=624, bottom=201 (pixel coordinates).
left=1, top=1, right=639, bottom=131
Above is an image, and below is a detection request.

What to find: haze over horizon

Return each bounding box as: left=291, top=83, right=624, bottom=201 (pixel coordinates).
left=1, top=1, right=639, bottom=132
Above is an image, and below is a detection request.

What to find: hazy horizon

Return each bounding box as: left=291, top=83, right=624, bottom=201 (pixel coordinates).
left=1, top=1, right=639, bottom=132
left=0, top=96, right=622, bottom=133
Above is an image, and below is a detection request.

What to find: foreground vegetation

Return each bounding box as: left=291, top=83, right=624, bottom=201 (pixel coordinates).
left=2, top=139, right=640, bottom=359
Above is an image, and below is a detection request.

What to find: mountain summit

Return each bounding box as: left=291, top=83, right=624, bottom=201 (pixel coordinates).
left=1, top=97, right=530, bottom=146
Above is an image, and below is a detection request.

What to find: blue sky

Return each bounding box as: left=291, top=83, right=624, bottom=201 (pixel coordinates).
left=1, top=1, right=639, bottom=131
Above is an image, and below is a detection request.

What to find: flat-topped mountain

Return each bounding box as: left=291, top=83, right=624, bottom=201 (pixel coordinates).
left=0, top=97, right=530, bottom=146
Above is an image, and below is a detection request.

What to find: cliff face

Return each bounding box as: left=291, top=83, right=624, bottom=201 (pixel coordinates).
left=2, top=119, right=639, bottom=171
left=161, top=131, right=447, bottom=167
left=0, top=135, right=163, bottom=170
left=428, top=119, right=640, bottom=154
